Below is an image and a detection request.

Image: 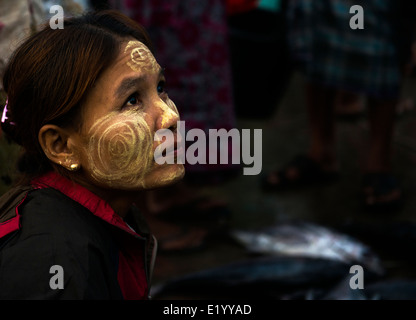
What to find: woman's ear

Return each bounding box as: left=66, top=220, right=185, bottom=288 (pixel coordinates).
left=38, top=124, right=81, bottom=171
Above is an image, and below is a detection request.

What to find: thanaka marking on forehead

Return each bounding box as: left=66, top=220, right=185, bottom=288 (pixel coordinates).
left=124, top=40, right=159, bottom=73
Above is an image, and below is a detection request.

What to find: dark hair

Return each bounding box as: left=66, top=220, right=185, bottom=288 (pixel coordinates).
left=1, top=10, right=153, bottom=184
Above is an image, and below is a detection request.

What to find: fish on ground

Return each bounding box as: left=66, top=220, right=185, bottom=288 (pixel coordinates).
left=229, top=220, right=384, bottom=275
left=151, top=256, right=363, bottom=299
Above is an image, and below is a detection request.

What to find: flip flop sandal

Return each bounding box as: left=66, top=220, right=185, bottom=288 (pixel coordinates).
left=155, top=196, right=232, bottom=226
left=362, top=173, right=403, bottom=213
left=261, top=154, right=339, bottom=191
left=157, top=226, right=210, bottom=254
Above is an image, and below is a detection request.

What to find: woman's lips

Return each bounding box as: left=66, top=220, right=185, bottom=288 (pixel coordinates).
left=173, top=145, right=185, bottom=159
left=165, top=144, right=183, bottom=158
left=153, top=131, right=185, bottom=163
left=172, top=133, right=184, bottom=158
left=153, top=142, right=184, bottom=163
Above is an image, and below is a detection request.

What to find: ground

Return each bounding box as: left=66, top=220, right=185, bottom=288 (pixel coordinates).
left=149, top=70, right=416, bottom=299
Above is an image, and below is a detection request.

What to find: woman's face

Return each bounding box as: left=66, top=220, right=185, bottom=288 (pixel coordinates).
left=73, top=39, right=184, bottom=191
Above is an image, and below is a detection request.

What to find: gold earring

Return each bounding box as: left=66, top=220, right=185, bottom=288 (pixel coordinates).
left=69, top=163, right=80, bottom=171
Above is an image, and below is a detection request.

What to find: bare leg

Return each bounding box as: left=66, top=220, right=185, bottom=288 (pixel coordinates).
left=366, top=97, right=396, bottom=172
left=305, top=82, right=338, bottom=171
left=363, top=97, right=401, bottom=205
left=264, top=82, right=338, bottom=186
left=335, top=89, right=364, bottom=116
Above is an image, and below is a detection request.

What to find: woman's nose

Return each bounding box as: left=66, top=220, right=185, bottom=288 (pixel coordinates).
left=156, top=98, right=179, bottom=131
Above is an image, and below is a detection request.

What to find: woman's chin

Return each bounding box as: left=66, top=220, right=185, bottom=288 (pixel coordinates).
left=142, top=163, right=185, bottom=190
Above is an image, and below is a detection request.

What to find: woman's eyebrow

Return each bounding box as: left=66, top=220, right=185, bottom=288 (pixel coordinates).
left=115, top=68, right=165, bottom=100
left=115, top=76, right=146, bottom=100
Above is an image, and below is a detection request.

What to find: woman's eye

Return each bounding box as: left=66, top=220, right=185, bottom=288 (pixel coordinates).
left=157, top=80, right=166, bottom=94
left=126, top=93, right=140, bottom=107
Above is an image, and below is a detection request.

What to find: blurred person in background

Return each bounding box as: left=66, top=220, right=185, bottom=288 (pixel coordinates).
left=0, top=0, right=89, bottom=195
left=262, top=0, right=416, bottom=212
left=0, top=0, right=45, bottom=195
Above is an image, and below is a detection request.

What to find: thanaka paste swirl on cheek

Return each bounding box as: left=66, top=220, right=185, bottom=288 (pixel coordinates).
left=87, top=111, right=154, bottom=189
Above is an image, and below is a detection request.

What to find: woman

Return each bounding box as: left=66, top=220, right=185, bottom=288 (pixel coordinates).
left=106, top=0, right=237, bottom=253
left=0, top=10, right=184, bottom=299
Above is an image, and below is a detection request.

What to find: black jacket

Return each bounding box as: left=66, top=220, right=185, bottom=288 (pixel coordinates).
left=0, top=171, right=157, bottom=299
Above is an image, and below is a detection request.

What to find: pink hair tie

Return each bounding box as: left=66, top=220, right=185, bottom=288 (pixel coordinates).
left=1, top=99, right=16, bottom=125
